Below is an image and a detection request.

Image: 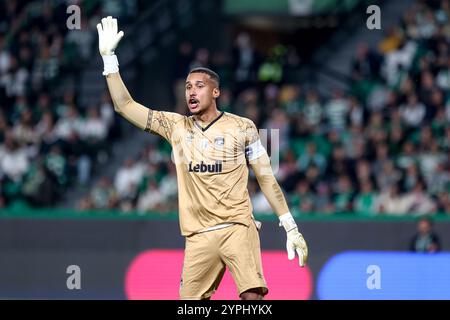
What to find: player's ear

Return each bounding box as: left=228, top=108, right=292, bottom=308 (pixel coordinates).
left=213, top=87, right=220, bottom=99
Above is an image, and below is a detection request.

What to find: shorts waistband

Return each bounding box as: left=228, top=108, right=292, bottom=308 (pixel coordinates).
left=196, top=223, right=235, bottom=234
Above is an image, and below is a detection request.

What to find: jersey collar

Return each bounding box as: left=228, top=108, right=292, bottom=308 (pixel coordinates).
left=194, top=111, right=224, bottom=132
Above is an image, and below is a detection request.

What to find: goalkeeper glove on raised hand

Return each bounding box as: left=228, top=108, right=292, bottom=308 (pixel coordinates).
left=279, top=212, right=308, bottom=267
left=97, top=16, right=124, bottom=75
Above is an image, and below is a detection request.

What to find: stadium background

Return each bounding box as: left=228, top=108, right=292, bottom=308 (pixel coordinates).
left=1, top=0, right=450, bottom=299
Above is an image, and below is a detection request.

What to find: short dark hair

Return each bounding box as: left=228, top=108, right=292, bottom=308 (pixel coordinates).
left=189, top=67, right=220, bottom=87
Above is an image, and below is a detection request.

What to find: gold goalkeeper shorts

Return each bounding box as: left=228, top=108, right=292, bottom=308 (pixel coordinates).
left=179, top=221, right=268, bottom=299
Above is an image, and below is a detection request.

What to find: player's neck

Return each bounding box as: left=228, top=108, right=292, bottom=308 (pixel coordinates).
left=194, top=107, right=221, bottom=124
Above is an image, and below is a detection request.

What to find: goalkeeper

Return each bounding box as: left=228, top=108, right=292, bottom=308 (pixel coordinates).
left=97, top=16, right=308, bottom=300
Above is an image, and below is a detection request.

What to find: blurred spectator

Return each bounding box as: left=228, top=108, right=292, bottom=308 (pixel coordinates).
left=377, top=184, right=409, bottom=215
left=354, top=180, right=379, bottom=216
left=325, top=144, right=351, bottom=180
left=436, top=191, right=450, bottom=213
left=418, top=140, right=446, bottom=183
left=396, top=141, right=417, bottom=170
left=91, top=176, right=117, bottom=209
left=304, top=164, right=321, bottom=190
left=372, top=143, right=390, bottom=176
left=1, top=56, right=29, bottom=98
left=409, top=216, right=441, bottom=252
left=54, top=105, right=83, bottom=142
left=315, top=182, right=335, bottom=214
left=345, top=124, right=366, bottom=160
left=232, top=32, right=259, bottom=94
left=114, top=158, right=145, bottom=200
left=81, top=107, right=108, bottom=143
left=159, top=163, right=178, bottom=204
left=401, top=163, right=422, bottom=192
left=290, top=180, right=315, bottom=215
left=298, top=142, right=326, bottom=173
left=45, top=145, right=67, bottom=186
left=12, top=108, right=38, bottom=146
left=332, top=175, right=354, bottom=213
left=351, top=43, right=382, bottom=81
left=436, top=58, right=450, bottom=90
left=366, top=112, right=387, bottom=143
left=302, top=90, right=322, bottom=128
left=277, top=150, right=298, bottom=183
left=324, top=89, right=349, bottom=130
left=400, top=93, right=426, bottom=127
left=355, top=159, right=374, bottom=187
left=137, top=179, right=164, bottom=213
left=428, top=162, right=450, bottom=195
left=376, top=160, right=402, bottom=191
left=403, top=181, right=437, bottom=215
left=419, top=71, right=436, bottom=109
left=382, top=40, right=416, bottom=86
left=280, top=84, right=302, bottom=115
left=379, top=26, right=403, bottom=53
left=0, top=134, right=29, bottom=182
left=348, top=96, right=364, bottom=127
left=22, top=156, right=58, bottom=206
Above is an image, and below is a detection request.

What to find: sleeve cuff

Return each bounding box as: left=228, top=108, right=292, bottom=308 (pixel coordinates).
left=102, top=54, right=119, bottom=76
left=279, top=212, right=298, bottom=232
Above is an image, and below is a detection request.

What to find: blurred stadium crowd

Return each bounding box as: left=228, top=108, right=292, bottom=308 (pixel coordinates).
left=1, top=0, right=449, bottom=216
left=0, top=0, right=139, bottom=209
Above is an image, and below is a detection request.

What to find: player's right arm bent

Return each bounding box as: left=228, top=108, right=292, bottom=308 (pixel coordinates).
left=97, top=16, right=151, bottom=131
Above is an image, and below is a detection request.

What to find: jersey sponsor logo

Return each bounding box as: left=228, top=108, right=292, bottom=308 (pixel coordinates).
left=188, top=161, right=222, bottom=173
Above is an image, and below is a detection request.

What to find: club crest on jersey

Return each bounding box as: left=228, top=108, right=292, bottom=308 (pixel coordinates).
left=188, top=161, right=222, bottom=173
left=214, top=136, right=224, bottom=147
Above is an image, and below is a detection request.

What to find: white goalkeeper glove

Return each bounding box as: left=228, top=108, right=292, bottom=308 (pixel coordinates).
left=97, top=16, right=124, bottom=75
left=279, top=212, right=308, bottom=267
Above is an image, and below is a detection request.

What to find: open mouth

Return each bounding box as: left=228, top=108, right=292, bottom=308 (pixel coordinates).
left=189, top=98, right=199, bottom=109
